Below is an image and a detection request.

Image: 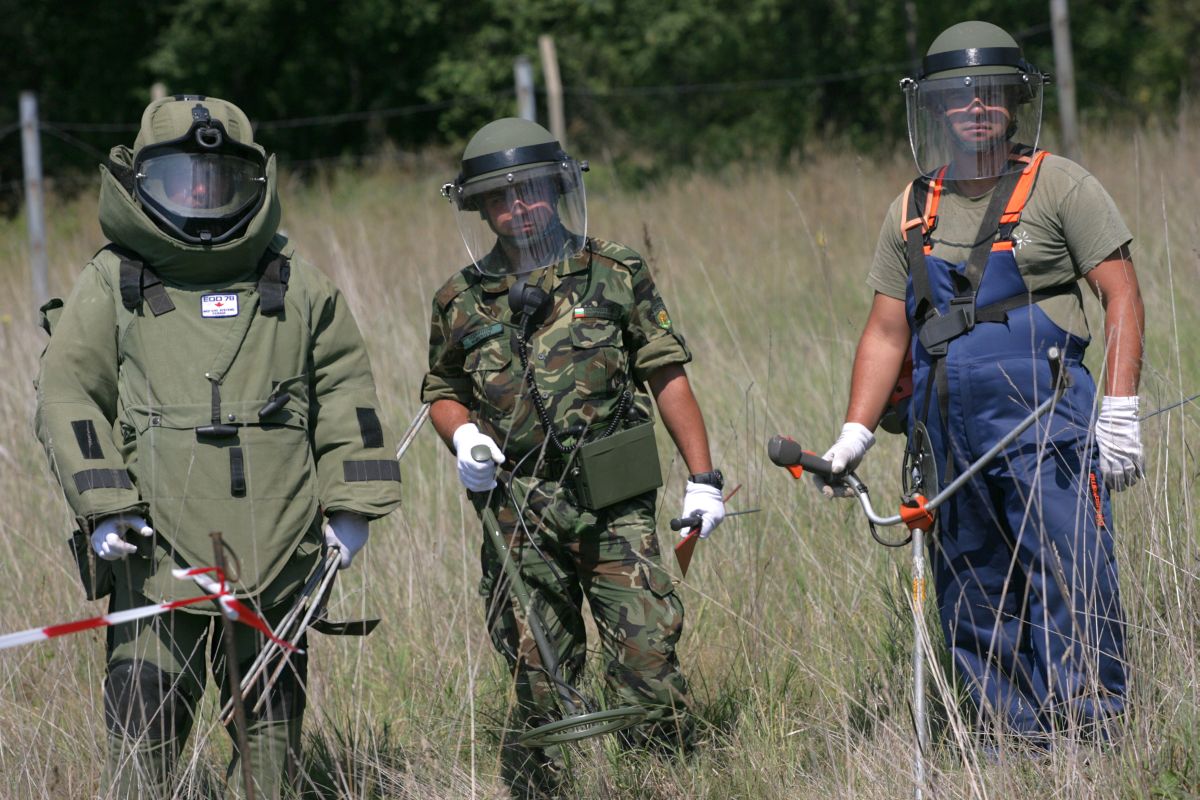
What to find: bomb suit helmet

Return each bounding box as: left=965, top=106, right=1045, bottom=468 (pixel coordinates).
left=132, top=95, right=268, bottom=245
left=900, top=21, right=1050, bottom=180
left=441, top=118, right=587, bottom=277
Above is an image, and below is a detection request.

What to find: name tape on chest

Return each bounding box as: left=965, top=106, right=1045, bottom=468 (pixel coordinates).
left=201, top=294, right=239, bottom=318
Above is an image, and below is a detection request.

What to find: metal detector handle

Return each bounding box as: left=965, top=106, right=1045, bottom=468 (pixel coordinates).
left=471, top=444, right=493, bottom=463
left=767, top=435, right=836, bottom=478
left=670, top=514, right=703, bottom=532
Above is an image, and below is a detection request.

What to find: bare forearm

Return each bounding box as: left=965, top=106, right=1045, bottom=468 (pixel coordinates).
left=845, top=295, right=911, bottom=429
left=1102, top=293, right=1144, bottom=396
left=648, top=365, right=713, bottom=474
left=1086, top=249, right=1145, bottom=397
left=430, top=399, right=470, bottom=450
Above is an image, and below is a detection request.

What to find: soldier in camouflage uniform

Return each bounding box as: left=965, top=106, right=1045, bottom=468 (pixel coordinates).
left=422, top=118, right=726, bottom=795
left=35, top=96, right=402, bottom=798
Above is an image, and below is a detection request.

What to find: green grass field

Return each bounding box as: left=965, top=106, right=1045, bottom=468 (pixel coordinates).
left=0, top=126, right=1198, bottom=798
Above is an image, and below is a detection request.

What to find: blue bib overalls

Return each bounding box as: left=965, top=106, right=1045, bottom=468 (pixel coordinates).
left=902, top=155, right=1126, bottom=737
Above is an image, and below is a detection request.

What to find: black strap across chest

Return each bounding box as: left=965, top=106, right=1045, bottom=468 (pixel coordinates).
left=110, top=245, right=290, bottom=317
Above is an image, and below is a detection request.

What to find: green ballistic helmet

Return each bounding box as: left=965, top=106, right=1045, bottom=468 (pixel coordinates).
left=442, top=118, right=588, bottom=277
left=902, top=21, right=1050, bottom=179
left=132, top=95, right=268, bottom=245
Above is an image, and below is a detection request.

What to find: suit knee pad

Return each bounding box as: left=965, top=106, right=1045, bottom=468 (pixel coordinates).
left=104, top=659, right=194, bottom=742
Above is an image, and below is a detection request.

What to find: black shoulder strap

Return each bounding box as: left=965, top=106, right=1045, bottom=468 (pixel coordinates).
left=957, top=168, right=1025, bottom=296
left=904, top=178, right=936, bottom=324
left=103, top=244, right=175, bottom=316
left=257, top=249, right=291, bottom=316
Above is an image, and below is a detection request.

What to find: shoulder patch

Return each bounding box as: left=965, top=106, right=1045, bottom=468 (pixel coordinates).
left=435, top=268, right=479, bottom=312
left=652, top=299, right=672, bottom=331
left=589, top=238, right=644, bottom=272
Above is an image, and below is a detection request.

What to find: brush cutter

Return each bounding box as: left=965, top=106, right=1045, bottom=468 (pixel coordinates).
left=470, top=445, right=647, bottom=747
left=768, top=346, right=1072, bottom=800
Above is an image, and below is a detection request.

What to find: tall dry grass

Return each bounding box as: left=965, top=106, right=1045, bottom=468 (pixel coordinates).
left=0, top=125, right=1197, bottom=798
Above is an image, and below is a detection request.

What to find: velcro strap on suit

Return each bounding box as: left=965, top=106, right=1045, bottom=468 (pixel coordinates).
left=73, top=468, right=134, bottom=492
left=257, top=252, right=290, bottom=315
left=343, top=460, right=401, bottom=482
left=229, top=448, right=247, bottom=497
left=117, top=254, right=176, bottom=316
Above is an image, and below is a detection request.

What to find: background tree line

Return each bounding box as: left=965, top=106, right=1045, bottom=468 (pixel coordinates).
left=1, top=0, right=1197, bottom=197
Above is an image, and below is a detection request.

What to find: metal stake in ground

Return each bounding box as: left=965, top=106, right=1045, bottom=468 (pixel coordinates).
left=211, top=531, right=255, bottom=800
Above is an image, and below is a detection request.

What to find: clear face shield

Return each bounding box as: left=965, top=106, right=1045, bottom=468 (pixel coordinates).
left=443, top=159, right=587, bottom=277
left=902, top=72, right=1047, bottom=180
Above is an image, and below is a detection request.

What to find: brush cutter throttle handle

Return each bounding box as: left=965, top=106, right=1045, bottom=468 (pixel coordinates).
left=767, top=436, right=836, bottom=478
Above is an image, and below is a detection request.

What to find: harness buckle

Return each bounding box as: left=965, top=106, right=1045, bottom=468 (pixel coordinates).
left=917, top=293, right=976, bottom=356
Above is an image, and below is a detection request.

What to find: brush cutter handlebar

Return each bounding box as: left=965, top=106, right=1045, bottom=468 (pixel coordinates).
left=767, top=436, right=836, bottom=478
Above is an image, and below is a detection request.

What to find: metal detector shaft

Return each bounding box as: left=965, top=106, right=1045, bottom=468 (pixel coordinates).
left=470, top=444, right=579, bottom=715
left=473, top=495, right=580, bottom=716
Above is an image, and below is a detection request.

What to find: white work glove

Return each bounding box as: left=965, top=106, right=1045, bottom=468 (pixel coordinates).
left=813, top=422, right=875, bottom=498
left=680, top=482, right=726, bottom=539
left=1096, top=396, right=1144, bottom=492
left=452, top=422, right=505, bottom=492
left=323, top=511, right=370, bottom=569
left=90, top=514, right=155, bottom=561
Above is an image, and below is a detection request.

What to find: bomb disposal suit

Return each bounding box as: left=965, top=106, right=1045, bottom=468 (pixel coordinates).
left=817, top=22, right=1143, bottom=741
left=422, top=118, right=725, bottom=794
left=34, top=96, right=402, bottom=798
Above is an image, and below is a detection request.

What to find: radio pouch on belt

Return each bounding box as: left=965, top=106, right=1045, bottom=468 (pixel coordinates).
left=573, top=421, right=663, bottom=510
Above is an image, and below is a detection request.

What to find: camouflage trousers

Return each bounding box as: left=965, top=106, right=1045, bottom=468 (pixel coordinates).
left=102, top=580, right=307, bottom=800
left=478, top=477, right=692, bottom=792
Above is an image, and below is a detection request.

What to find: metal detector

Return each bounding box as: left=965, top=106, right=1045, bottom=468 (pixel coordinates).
left=470, top=445, right=647, bottom=747
left=768, top=347, right=1073, bottom=800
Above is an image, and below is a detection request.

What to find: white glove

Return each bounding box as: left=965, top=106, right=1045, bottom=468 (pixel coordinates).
left=812, top=422, right=875, bottom=499
left=91, top=514, right=155, bottom=561
left=323, top=511, right=370, bottom=569
left=1096, top=396, right=1144, bottom=492
left=453, top=423, right=505, bottom=492
left=680, top=482, right=726, bottom=539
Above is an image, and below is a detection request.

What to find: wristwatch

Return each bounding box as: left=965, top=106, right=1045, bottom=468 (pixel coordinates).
left=688, top=469, right=725, bottom=491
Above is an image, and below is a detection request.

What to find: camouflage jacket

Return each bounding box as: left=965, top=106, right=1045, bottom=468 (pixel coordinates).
left=420, top=238, right=691, bottom=458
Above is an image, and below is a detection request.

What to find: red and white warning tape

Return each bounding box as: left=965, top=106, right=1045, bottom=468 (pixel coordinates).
left=0, top=566, right=299, bottom=653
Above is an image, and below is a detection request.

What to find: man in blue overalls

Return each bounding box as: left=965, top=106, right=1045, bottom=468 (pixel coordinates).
left=815, top=21, right=1144, bottom=744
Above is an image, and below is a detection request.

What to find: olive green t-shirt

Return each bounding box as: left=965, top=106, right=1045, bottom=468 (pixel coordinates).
left=867, top=154, right=1131, bottom=338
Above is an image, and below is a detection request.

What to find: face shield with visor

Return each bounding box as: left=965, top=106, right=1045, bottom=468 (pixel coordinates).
left=134, top=106, right=267, bottom=245
left=902, top=53, right=1049, bottom=181
left=443, top=148, right=587, bottom=278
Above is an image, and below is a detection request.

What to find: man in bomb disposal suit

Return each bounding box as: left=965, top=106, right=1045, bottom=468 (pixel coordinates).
left=815, top=22, right=1143, bottom=744
left=35, top=96, right=402, bottom=797
left=422, top=118, right=726, bottom=794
